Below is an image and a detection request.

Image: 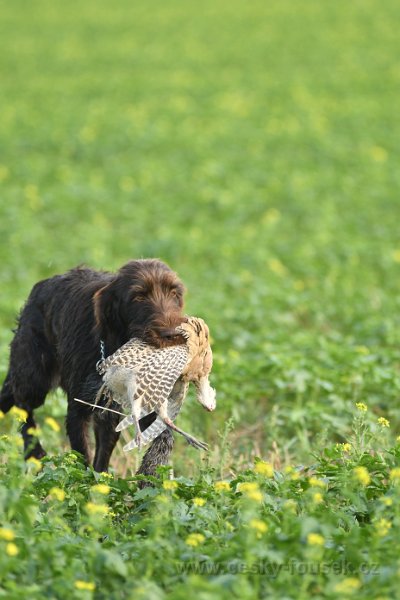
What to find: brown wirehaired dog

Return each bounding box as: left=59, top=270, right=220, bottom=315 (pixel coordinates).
left=0, top=259, right=186, bottom=474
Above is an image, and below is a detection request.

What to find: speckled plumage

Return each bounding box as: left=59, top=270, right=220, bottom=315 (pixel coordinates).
left=96, top=316, right=216, bottom=451
left=97, top=339, right=189, bottom=412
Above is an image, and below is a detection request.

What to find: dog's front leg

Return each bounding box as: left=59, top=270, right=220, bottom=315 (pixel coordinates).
left=92, top=409, right=120, bottom=472
left=66, top=397, right=93, bottom=465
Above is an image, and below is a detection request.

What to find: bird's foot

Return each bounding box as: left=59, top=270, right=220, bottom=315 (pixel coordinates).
left=181, top=434, right=209, bottom=451
left=162, top=417, right=208, bottom=451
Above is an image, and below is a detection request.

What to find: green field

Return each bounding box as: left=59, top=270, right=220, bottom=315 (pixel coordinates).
left=1, top=1, right=400, bottom=598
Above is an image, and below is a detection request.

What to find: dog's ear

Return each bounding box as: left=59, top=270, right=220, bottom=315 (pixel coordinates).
left=93, top=283, right=126, bottom=348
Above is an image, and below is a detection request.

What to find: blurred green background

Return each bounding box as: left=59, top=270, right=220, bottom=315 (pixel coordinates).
left=1, top=0, right=399, bottom=475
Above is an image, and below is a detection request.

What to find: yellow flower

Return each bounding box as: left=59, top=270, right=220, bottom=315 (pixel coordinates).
left=92, top=484, right=110, bottom=495
left=85, top=502, right=109, bottom=516
left=336, top=443, right=351, bottom=453
left=100, top=471, right=113, bottom=478
left=353, top=466, right=371, bottom=486
left=355, top=346, right=369, bottom=355
left=192, top=497, right=206, bottom=507
left=380, top=497, right=393, bottom=507
left=214, top=481, right=230, bottom=492
left=307, top=533, right=325, bottom=547
left=334, top=578, right=361, bottom=594
left=283, top=499, right=297, bottom=514
left=355, top=402, right=367, bottom=412
left=254, top=461, right=274, bottom=477
left=10, top=406, right=28, bottom=422
left=238, top=482, right=263, bottom=502
left=290, top=471, right=300, bottom=481
left=284, top=466, right=294, bottom=474
left=26, top=427, right=41, bottom=436
left=0, top=528, right=15, bottom=541
left=377, top=417, right=390, bottom=428
left=65, top=453, right=78, bottom=462
left=247, top=490, right=263, bottom=502
left=312, top=492, right=324, bottom=504
left=79, top=125, right=96, bottom=143
left=0, top=410, right=4, bottom=419
left=49, top=487, right=65, bottom=502
left=162, top=480, right=178, bottom=491
left=389, top=468, right=400, bottom=481
left=44, top=417, right=60, bottom=432
left=374, top=518, right=392, bottom=537
left=249, top=519, right=268, bottom=537
left=75, top=581, right=96, bottom=591
left=13, top=436, right=23, bottom=447
left=6, top=543, right=19, bottom=557
left=0, top=165, right=10, bottom=182
left=26, top=457, right=43, bottom=472
left=309, top=477, right=327, bottom=488
left=238, top=482, right=259, bottom=493
left=293, top=280, right=305, bottom=291
left=185, top=533, right=205, bottom=547
left=369, top=146, right=387, bottom=162
left=24, top=183, right=39, bottom=203
left=262, top=208, right=280, bottom=225
left=268, top=258, right=287, bottom=277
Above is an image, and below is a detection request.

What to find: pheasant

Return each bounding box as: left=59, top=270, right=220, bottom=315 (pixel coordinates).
left=95, top=316, right=216, bottom=452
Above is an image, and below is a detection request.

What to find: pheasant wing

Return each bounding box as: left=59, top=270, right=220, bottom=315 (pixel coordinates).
left=97, top=338, right=153, bottom=375
left=134, top=344, right=189, bottom=413
left=115, top=345, right=189, bottom=432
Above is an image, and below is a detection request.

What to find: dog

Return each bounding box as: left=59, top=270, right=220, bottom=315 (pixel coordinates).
left=0, top=258, right=186, bottom=475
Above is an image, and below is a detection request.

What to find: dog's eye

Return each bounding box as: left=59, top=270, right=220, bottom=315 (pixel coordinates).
left=170, top=289, right=177, bottom=297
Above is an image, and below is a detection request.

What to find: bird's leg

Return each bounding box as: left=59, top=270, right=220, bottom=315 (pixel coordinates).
left=116, top=414, right=144, bottom=447
left=114, top=378, right=144, bottom=449
left=94, top=382, right=107, bottom=406
left=126, top=377, right=144, bottom=449
left=133, top=411, right=143, bottom=450
left=157, top=399, right=208, bottom=451
left=163, top=417, right=208, bottom=451
left=123, top=416, right=166, bottom=452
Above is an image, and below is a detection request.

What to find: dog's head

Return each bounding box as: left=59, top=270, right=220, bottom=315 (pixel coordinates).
left=93, top=259, right=186, bottom=352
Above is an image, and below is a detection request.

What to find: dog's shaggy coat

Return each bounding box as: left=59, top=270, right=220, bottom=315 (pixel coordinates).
left=0, top=259, right=186, bottom=474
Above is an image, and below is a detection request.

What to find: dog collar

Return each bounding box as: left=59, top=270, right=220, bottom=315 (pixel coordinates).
left=96, top=339, right=106, bottom=371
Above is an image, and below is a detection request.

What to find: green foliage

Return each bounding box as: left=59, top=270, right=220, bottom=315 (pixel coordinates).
left=1, top=412, right=400, bottom=598
left=1, top=0, right=400, bottom=597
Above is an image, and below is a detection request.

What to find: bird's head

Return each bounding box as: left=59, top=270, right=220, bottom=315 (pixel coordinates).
left=145, top=315, right=189, bottom=348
